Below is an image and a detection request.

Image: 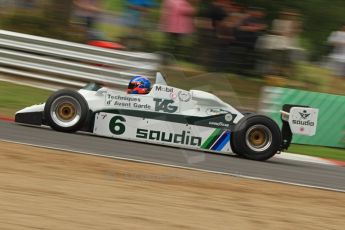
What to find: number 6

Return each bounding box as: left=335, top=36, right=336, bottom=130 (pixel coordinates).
left=109, top=116, right=126, bottom=135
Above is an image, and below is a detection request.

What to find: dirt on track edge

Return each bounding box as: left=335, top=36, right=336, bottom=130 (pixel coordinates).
left=0, top=141, right=344, bottom=230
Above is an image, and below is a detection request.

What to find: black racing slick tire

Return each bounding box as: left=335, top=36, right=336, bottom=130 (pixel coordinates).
left=231, top=114, right=282, bottom=161
left=44, top=89, right=89, bottom=133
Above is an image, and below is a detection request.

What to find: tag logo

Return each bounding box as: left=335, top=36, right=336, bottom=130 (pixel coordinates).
left=154, top=98, right=178, bottom=113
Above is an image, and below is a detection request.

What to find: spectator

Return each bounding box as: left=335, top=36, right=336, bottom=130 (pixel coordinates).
left=73, top=0, right=104, bottom=40
left=213, top=0, right=236, bottom=71
left=123, top=0, right=155, bottom=29
left=205, top=0, right=229, bottom=34
left=328, top=24, right=345, bottom=77
left=235, top=7, right=267, bottom=75
left=122, top=0, right=155, bottom=50
left=219, top=2, right=247, bottom=71
left=257, top=9, right=302, bottom=77
left=196, top=0, right=228, bottom=70
left=236, top=7, right=266, bottom=49
left=222, top=2, right=246, bottom=36
left=271, top=10, right=301, bottom=49
left=160, top=0, right=197, bottom=58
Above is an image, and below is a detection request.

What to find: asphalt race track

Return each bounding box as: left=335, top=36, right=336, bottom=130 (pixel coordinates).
left=0, top=121, right=344, bottom=192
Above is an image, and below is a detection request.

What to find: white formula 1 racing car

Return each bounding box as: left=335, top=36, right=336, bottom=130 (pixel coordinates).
left=15, top=73, right=318, bottom=161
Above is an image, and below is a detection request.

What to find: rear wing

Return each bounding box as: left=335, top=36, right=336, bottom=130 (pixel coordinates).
left=280, top=105, right=319, bottom=150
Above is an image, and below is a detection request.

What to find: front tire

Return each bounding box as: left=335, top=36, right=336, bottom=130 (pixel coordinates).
left=44, top=89, right=88, bottom=132
left=232, top=114, right=282, bottom=161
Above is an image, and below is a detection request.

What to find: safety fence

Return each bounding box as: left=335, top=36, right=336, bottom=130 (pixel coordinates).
left=0, top=30, right=160, bottom=88
left=260, top=86, right=345, bottom=148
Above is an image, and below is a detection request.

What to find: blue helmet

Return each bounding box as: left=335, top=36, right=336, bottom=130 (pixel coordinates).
left=127, top=76, right=151, bottom=94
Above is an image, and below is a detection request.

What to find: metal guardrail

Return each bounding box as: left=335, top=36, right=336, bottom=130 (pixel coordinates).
left=0, top=30, right=160, bottom=88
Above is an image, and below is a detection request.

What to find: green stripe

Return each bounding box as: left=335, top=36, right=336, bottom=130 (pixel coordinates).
left=201, top=128, right=222, bottom=149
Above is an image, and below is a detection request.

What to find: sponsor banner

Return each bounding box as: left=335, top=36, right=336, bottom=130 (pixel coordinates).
left=93, top=112, right=232, bottom=153
left=152, top=85, right=192, bottom=102
left=208, top=121, right=230, bottom=128
left=289, top=107, right=318, bottom=136
left=105, top=93, right=153, bottom=110
left=206, top=108, right=226, bottom=115
left=154, top=85, right=174, bottom=93
left=105, top=92, right=180, bottom=113
left=152, top=85, right=177, bottom=100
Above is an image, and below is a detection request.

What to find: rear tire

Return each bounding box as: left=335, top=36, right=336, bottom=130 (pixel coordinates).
left=232, top=114, right=282, bottom=161
left=44, top=89, right=88, bottom=132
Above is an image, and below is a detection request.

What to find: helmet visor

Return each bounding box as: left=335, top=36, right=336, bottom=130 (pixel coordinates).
left=128, top=82, right=139, bottom=89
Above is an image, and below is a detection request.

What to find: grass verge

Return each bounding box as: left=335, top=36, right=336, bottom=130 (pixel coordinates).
left=0, top=81, right=51, bottom=118
left=288, top=144, right=345, bottom=161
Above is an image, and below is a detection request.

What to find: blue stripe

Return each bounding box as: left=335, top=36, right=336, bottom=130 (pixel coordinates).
left=209, top=131, right=224, bottom=150
left=215, top=132, right=231, bottom=151
left=211, top=132, right=231, bottom=151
